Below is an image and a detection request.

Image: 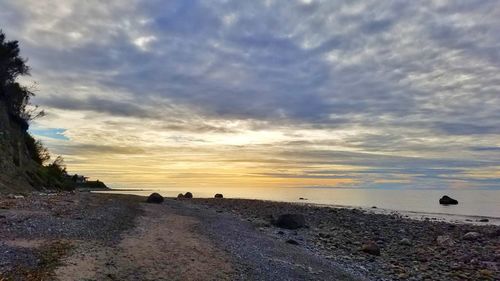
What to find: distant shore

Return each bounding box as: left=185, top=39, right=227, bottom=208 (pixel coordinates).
left=1, top=192, right=498, bottom=280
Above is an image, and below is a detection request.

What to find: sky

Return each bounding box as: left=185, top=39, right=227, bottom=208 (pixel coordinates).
left=0, top=0, right=499, bottom=190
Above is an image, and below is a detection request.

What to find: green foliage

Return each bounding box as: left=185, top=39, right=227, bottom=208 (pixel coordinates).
left=0, top=30, right=29, bottom=85
left=36, top=156, right=74, bottom=190
left=0, top=30, right=43, bottom=129
left=25, top=133, right=51, bottom=164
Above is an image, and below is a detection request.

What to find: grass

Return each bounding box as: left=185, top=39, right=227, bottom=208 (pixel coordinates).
left=0, top=240, right=72, bottom=281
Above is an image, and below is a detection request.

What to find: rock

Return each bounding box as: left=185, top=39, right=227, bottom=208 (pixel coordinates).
left=436, top=235, right=455, bottom=247
left=463, top=232, right=481, bottom=241
left=439, top=195, right=458, bottom=205
left=299, top=197, right=307, bottom=200
left=361, top=241, right=380, bottom=256
left=371, top=206, right=377, bottom=209
left=399, top=238, right=411, bottom=246
left=275, top=214, right=306, bottom=229
left=214, top=193, right=223, bottom=198
left=277, top=231, right=284, bottom=235
left=478, top=218, right=489, bottom=222
left=146, top=193, right=164, bottom=204
left=286, top=239, right=299, bottom=245
left=318, top=232, right=331, bottom=238
left=177, top=193, right=184, bottom=199
left=184, top=192, right=193, bottom=199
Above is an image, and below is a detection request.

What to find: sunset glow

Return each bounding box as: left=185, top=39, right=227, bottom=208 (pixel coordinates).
left=1, top=0, right=499, bottom=190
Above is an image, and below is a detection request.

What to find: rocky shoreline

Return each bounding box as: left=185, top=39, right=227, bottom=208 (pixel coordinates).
left=1, top=192, right=499, bottom=280
left=184, top=197, right=500, bottom=281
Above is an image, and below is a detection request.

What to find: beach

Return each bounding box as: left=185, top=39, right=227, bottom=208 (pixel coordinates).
left=0, top=192, right=498, bottom=280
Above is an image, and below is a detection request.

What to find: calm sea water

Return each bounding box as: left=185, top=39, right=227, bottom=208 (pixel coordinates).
left=101, top=187, right=500, bottom=222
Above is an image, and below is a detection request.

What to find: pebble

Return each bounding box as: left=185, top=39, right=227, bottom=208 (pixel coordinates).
left=463, top=232, right=481, bottom=241
left=399, top=238, right=411, bottom=246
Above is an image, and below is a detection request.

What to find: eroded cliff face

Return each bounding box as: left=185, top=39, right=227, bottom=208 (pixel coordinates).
left=0, top=99, right=39, bottom=192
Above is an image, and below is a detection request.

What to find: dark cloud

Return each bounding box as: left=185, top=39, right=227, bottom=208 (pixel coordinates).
left=1, top=0, right=499, bottom=189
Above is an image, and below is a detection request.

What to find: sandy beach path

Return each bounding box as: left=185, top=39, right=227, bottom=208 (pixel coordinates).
left=56, top=203, right=235, bottom=281
left=55, top=197, right=360, bottom=281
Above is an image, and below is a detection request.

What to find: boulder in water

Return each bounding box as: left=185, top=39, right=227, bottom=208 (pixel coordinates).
left=274, top=214, right=306, bottom=229
left=177, top=193, right=184, bottom=199
left=146, top=193, right=164, bottom=204
left=184, top=192, right=193, bottom=199
left=214, top=193, right=223, bottom=199
left=439, top=195, right=458, bottom=205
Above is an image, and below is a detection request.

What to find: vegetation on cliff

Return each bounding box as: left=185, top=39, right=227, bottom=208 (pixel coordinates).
left=0, top=30, right=102, bottom=191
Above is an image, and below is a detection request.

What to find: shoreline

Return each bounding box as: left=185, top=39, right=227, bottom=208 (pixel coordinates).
left=1, top=191, right=498, bottom=280
left=98, top=189, right=500, bottom=226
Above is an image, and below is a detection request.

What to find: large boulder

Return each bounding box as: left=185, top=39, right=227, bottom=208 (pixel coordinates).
left=214, top=193, right=223, bottom=199
left=184, top=192, right=193, bottom=199
left=274, top=214, right=306, bottom=229
left=146, top=193, right=164, bottom=204
left=177, top=193, right=184, bottom=199
left=439, top=195, right=458, bottom=205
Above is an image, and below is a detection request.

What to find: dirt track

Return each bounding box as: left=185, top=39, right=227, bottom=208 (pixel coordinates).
left=1, top=193, right=360, bottom=281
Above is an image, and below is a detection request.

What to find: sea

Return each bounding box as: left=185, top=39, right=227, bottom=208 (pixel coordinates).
left=98, top=187, right=500, bottom=225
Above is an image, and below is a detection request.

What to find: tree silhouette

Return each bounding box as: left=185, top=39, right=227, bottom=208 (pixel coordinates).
left=0, top=29, right=43, bottom=129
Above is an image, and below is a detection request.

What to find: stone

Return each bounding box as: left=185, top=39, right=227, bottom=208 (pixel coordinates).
left=214, top=193, right=223, bottom=198
left=439, top=195, right=458, bottom=205
left=399, top=238, right=411, bottom=246
left=478, top=218, right=489, bottom=222
left=286, top=239, right=299, bottom=245
left=177, top=193, right=184, bottom=199
left=184, top=192, right=193, bottom=199
left=275, top=214, right=306, bottom=229
left=318, top=232, right=331, bottom=238
left=463, top=232, right=481, bottom=241
left=436, top=235, right=455, bottom=247
left=146, top=193, right=164, bottom=204
left=361, top=241, right=380, bottom=256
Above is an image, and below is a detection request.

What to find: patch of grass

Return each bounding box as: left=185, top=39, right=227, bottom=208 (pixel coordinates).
left=0, top=240, right=72, bottom=281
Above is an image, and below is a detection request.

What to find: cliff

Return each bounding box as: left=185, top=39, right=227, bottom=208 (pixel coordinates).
left=0, top=99, right=40, bottom=192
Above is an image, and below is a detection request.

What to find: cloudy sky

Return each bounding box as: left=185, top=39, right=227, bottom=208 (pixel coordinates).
left=1, top=0, right=499, bottom=190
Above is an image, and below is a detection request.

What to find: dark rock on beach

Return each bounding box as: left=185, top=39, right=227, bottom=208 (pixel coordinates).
left=183, top=198, right=500, bottom=281
left=361, top=241, right=380, bottom=256
left=177, top=193, right=184, bottom=199
left=439, top=195, right=458, bottom=205
left=274, top=214, right=305, bottom=230
left=214, top=193, right=223, bottom=198
left=146, top=192, right=164, bottom=204
left=184, top=192, right=193, bottom=199
left=463, top=231, right=481, bottom=241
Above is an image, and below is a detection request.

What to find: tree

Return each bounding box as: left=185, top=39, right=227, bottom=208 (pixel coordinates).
left=0, top=30, right=43, bottom=128
left=0, top=30, right=29, bottom=86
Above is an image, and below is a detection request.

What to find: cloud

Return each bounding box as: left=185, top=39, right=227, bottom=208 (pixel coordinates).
left=1, top=0, right=499, bottom=189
